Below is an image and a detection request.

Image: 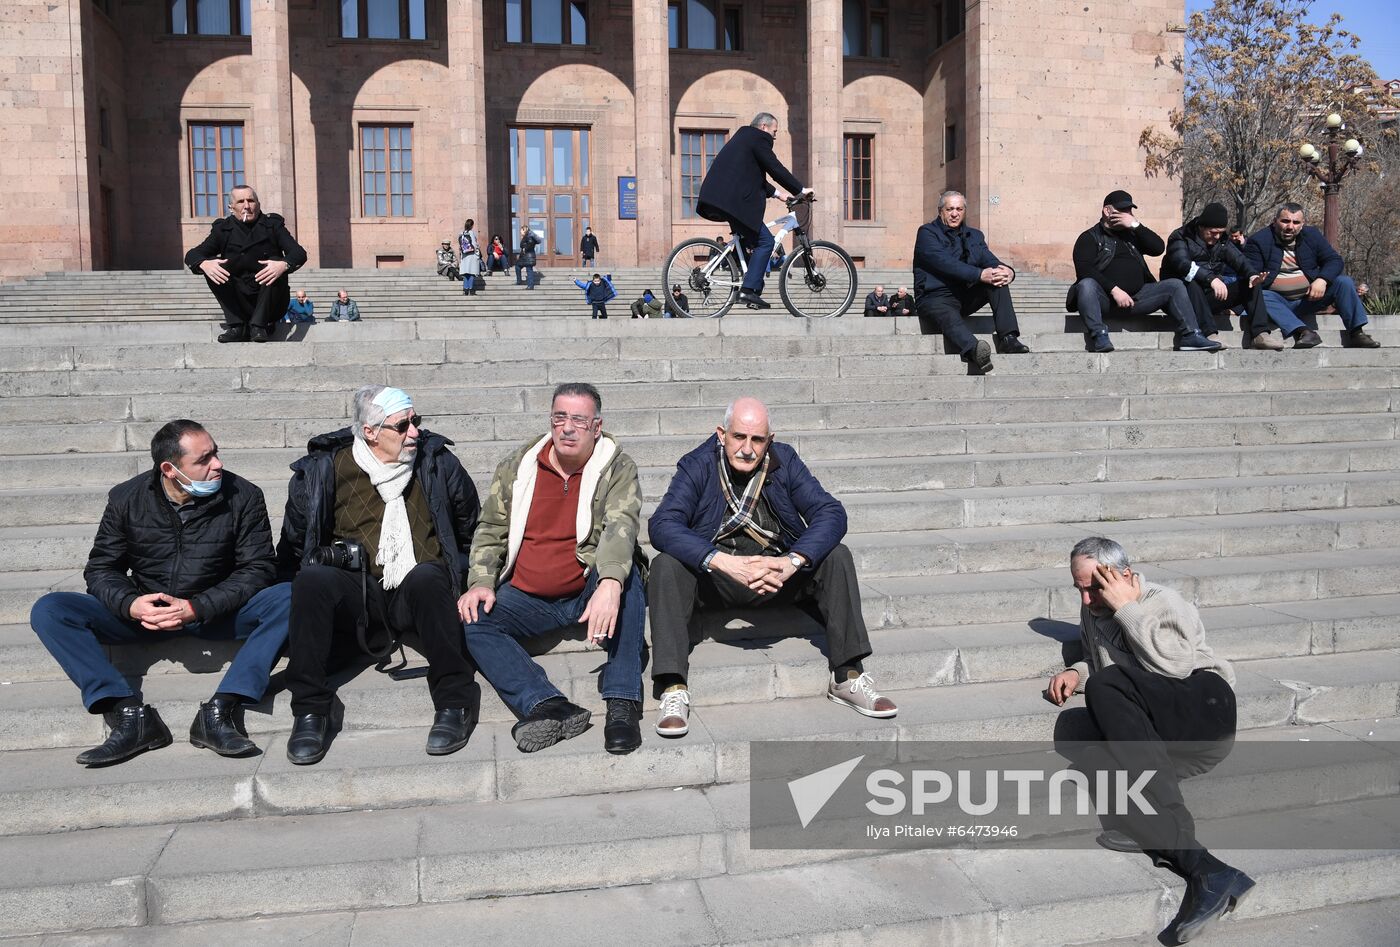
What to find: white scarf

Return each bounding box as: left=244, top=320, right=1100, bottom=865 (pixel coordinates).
left=351, top=436, right=416, bottom=589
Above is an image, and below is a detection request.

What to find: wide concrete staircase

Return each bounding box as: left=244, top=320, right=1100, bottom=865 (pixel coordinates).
left=1, top=271, right=1398, bottom=944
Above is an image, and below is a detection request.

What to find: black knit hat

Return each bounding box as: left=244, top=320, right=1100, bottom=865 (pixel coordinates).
left=1197, top=202, right=1229, bottom=228
left=1103, top=190, right=1137, bottom=210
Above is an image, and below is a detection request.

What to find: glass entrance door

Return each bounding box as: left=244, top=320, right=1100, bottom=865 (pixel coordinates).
left=508, top=126, right=591, bottom=265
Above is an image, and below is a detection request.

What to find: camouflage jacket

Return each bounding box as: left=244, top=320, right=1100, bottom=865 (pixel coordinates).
left=467, top=432, right=646, bottom=591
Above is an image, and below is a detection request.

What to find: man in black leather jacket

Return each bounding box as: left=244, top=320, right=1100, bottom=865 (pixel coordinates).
left=30, top=420, right=290, bottom=766
left=276, top=385, right=481, bottom=765
left=184, top=185, right=307, bottom=344
left=1162, top=202, right=1267, bottom=349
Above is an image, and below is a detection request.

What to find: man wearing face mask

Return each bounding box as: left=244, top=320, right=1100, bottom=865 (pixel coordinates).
left=646, top=397, right=896, bottom=738
left=30, top=420, right=291, bottom=766
left=276, top=386, right=482, bottom=765
left=1045, top=537, right=1250, bottom=945
left=185, top=184, right=307, bottom=344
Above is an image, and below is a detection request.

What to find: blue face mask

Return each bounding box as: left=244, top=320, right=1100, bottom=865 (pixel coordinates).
left=172, top=467, right=221, bottom=498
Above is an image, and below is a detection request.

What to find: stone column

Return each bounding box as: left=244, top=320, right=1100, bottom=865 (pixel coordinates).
left=250, top=0, right=296, bottom=229
left=448, top=0, right=488, bottom=239
left=806, top=0, right=842, bottom=240
left=633, top=0, right=671, bottom=266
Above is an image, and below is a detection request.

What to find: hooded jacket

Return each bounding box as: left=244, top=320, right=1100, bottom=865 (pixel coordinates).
left=275, top=428, right=480, bottom=592
left=1162, top=220, right=1252, bottom=286
left=468, top=432, right=645, bottom=591
left=84, top=468, right=276, bottom=623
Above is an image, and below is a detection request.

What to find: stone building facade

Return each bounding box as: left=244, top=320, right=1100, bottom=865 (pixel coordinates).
left=1, top=0, right=1185, bottom=282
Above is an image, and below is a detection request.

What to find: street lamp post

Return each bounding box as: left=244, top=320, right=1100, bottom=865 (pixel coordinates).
left=1298, top=112, right=1364, bottom=246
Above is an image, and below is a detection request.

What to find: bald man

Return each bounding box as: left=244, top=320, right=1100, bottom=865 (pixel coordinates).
left=646, top=398, right=896, bottom=737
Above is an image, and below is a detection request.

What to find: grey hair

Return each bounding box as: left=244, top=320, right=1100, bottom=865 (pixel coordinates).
left=751, top=112, right=777, bottom=129
left=229, top=183, right=258, bottom=200
left=351, top=384, right=389, bottom=441
left=938, top=190, right=966, bottom=210
left=552, top=382, right=602, bottom=415
left=1070, top=537, right=1130, bottom=571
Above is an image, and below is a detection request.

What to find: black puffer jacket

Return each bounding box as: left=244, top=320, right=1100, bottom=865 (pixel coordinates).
left=83, top=469, right=276, bottom=622
left=276, top=428, right=480, bottom=592
left=1162, top=220, right=1252, bottom=286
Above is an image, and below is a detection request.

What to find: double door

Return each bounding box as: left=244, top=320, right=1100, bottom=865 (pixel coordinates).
left=508, top=126, right=591, bottom=265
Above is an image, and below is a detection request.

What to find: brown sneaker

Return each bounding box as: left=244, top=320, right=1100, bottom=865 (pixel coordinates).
left=827, top=672, right=897, bottom=718
left=1350, top=328, right=1380, bottom=348
left=654, top=688, right=690, bottom=737
left=1251, top=331, right=1284, bottom=351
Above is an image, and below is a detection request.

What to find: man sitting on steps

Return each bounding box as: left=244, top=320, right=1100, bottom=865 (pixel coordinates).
left=30, top=420, right=291, bottom=766
left=646, top=397, right=897, bottom=738
left=1045, top=536, right=1252, bottom=945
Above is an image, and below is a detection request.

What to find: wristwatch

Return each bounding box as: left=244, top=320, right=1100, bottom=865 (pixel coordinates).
left=787, top=552, right=805, bottom=570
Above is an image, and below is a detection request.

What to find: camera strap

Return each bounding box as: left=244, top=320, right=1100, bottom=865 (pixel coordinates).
left=353, top=560, right=407, bottom=674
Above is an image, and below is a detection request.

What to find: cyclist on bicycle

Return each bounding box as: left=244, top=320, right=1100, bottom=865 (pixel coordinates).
left=697, top=112, right=811, bottom=310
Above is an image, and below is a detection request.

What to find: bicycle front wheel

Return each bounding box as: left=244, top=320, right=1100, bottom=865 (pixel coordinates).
left=778, top=241, right=858, bottom=318
left=662, top=238, right=740, bottom=319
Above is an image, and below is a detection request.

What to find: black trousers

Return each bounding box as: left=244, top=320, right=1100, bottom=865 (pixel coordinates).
left=286, top=561, right=478, bottom=716
left=1184, top=279, right=1265, bottom=337
left=647, top=546, right=872, bottom=686
left=915, top=283, right=1020, bottom=356
left=205, top=274, right=289, bottom=330
left=1076, top=664, right=1237, bottom=875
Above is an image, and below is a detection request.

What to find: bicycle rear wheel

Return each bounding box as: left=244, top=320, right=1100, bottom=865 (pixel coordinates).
left=778, top=240, right=858, bottom=318
left=662, top=238, right=740, bottom=319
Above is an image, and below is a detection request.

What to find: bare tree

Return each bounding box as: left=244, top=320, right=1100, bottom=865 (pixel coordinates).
left=1140, top=0, right=1378, bottom=233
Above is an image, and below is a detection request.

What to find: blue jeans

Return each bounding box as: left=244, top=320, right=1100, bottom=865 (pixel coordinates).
left=464, top=564, right=646, bottom=716
left=461, top=274, right=476, bottom=293
left=1260, top=275, right=1368, bottom=335
left=1073, top=278, right=1197, bottom=337
left=30, top=584, right=292, bottom=709
left=515, top=261, right=537, bottom=289
left=731, top=220, right=775, bottom=295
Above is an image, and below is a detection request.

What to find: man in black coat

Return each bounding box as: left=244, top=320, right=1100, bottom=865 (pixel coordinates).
left=30, top=420, right=291, bottom=766
left=184, top=185, right=307, bottom=344
left=276, top=385, right=481, bottom=765
left=697, top=113, right=809, bottom=309
left=1067, top=190, right=1217, bottom=355
left=913, top=190, right=1029, bottom=375
left=1162, top=202, right=1268, bottom=349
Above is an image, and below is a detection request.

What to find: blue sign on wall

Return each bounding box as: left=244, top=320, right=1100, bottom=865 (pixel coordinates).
left=618, top=176, right=638, bottom=220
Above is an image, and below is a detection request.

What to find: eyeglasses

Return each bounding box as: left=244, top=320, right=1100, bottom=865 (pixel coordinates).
left=378, top=414, right=422, bottom=435
left=551, top=412, right=598, bottom=428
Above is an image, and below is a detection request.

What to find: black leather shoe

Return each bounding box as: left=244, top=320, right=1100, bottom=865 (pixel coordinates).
left=1350, top=328, right=1380, bottom=348
left=603, top=698, right=642, bottom=755
left=994, top=333, right=1030, bottom=354
left=1163, top=863, right=1255, bottom=944
left=511, top=697, right=591, bottom=753
left=1292, top=327, right=1323, bottom=348
left=189, top=698, right=257, bottom=757
left=76, top=704, right=172, bottom=767
left=962, top=339, right=994, bottom=375
left=217, top=326, right=247, bottom=343
left=1094, top=829, right=1141, bottom=853
left=425, top=705, right=478, bottom=756
left=738, top=289, right=772, bottom=310
left=286, top=713, right=331, bottom=765
left=249, top=325, right=270, bottom=343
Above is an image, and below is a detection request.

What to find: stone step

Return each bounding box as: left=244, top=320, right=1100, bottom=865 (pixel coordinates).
left=8, top=399, right=1397, bottom=460
left=7, top=502, right=1400, bottom=578
left=4, top=436, right=1397, bottom=502
left=1, top=769, right=1396, bottom=939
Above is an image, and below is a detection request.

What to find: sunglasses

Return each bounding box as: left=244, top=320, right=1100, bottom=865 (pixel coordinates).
left=379, top=413, right=422, bottom=435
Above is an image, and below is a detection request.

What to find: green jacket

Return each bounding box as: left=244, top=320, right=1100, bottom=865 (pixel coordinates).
left=467, top=432, right=646, bottom=590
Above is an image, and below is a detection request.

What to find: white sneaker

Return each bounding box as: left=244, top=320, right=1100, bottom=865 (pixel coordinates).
left=827, top=671, right=897, bottom=718
left=655, top=688, right=690, bottom=737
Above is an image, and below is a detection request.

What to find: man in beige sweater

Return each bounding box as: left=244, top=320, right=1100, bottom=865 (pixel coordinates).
left=1046, top=537, right=1253, bottom=945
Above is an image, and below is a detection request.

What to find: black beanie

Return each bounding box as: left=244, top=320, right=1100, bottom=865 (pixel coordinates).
left=1198, top=202, right=1229, bottom=228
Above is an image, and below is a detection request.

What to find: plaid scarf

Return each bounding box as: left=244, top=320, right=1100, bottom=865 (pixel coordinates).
left=713, top=436, right=780, bottom=551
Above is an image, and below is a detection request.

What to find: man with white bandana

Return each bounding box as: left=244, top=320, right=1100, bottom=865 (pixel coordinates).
left=277, top=385, right=481, bottom=765
left=30, top=420, right=291, bottom=766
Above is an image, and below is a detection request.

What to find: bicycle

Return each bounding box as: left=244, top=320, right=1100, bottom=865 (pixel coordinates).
left=662, top=195, right=859, bottom=318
